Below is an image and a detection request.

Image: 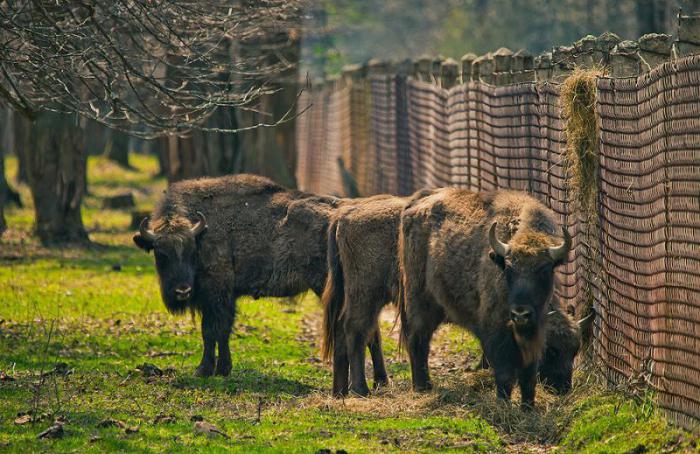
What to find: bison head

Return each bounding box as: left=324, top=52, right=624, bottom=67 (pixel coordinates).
left=488, top=222, right=571, bottom=337
left=538, top=307, right=584, bottom=394
left=133, top=212, right=207, bottom=312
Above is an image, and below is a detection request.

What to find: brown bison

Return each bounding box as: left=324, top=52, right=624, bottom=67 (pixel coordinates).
left=322, top=188, right=580, bottom=398
left=133, top=174, right=364, bottom=377
left=321, top=194, right=417, bottom=396
left=399, top=189, right=571, bottom=408
left=479, top=298, right=582, bottom=395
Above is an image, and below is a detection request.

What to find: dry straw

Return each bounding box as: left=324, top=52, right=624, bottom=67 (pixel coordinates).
left=561, top=68, right=602, bottom=214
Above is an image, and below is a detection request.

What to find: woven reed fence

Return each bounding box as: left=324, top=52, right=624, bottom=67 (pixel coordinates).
left=295, top=53, right=700, bottom=429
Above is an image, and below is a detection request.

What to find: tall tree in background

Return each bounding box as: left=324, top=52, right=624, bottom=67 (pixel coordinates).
left=0, top=0, right=305, bottom=244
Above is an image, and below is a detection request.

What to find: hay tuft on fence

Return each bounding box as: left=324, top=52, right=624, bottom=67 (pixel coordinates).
left=561, top=69, right=601, bottom=214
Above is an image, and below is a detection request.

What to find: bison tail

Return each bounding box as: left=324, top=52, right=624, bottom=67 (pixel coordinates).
left=321, top=218, right=345, bottom=363
left=396, top=219, right=410, bottom=354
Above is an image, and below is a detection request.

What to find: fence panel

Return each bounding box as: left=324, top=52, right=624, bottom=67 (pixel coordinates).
left=597, top=56, right=700, bottom=429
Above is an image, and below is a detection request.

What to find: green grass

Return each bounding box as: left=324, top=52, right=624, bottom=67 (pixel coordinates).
left=1, top=155, right=697, bottom=452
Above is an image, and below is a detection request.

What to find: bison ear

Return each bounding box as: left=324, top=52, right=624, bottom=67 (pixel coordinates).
left=489, top=250, right=506, bottom=269
left=133, top=233, right=154, bottom=252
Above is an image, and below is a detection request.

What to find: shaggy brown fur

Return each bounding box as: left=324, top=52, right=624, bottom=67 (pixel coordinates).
left=134, top=174, right=352, bottom=377
left=398, top=189, right=571, bottom=408
left=480, top=297, right=582, bottom=395
left=320, top=194, right=419, bottom=396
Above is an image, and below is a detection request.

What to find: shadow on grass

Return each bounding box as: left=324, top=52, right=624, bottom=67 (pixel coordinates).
left=0, top=241, right=151, bottom=269
left=173, top=367, right=317, bottom=397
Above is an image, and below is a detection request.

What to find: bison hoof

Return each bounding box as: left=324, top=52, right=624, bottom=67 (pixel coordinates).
left=413, top=381, right=433, bottom=393
left=373, top=376, right=389, bottom=390
left=194, top=363, right=215, bottom=377
left=215, top=361, right=232, bottom=377
left=520, top=402, right=535, bottom=412
left=332, top=388, right=349, bottom=398
left=349, top=384, right=370, bottom=397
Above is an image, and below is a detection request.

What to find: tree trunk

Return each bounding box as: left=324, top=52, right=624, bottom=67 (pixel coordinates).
left=84, top=120, right=108, bottom=155
left=0, top=138, right=7, bottom=236
left=103, top=128, right=131, bottom=167
left=11, top=109, right=30, bottom=184
left=154, top=137, right=170, bottom=177
left=165, top=131, right=209, bottom=182
left=26, top=113, right=88, bottom=245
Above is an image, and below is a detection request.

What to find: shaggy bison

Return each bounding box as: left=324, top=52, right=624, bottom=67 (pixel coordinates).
left=399, top=189, right=571, bottom=408
left=321, top=194, right=416, bottom=396
left=134, top=174, right=349, bottom=377
left=479, top=298, right=582, bottom=395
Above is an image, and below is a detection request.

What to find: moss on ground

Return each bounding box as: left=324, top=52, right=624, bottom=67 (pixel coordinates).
left=1, top=155, right=696, bottom=452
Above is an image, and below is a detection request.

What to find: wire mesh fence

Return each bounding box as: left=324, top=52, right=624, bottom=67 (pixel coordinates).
left=295, top=55, right=700, bottom=430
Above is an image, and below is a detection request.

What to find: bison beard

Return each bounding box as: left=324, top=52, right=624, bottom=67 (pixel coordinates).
left=398, top=189, right=571, bottom=409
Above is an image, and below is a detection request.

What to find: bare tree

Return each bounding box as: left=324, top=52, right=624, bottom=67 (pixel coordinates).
left=0, top=0, right=306, bottom=244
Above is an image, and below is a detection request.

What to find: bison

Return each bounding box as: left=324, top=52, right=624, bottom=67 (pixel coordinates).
left=479, top=298, right=582, bottom=395
left=133, top=174, right=334, bottom=376
left=321, top=194, right=416, bottom=396
left=133, top=174, right=393, bottom=378
left=398, top=189, right=571, bottom=408
left=322, top=188, right=581, bottom=398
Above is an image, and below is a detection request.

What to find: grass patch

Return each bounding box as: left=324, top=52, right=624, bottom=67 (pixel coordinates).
left=1, top=154, right=696, bottom=452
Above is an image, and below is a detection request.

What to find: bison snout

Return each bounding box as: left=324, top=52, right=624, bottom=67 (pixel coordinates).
left=510, top=306, right=533, bottom=326
left=175, top=285, right=192, bottom=301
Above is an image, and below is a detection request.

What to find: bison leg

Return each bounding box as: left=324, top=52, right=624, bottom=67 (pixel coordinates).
left=346, top=325, right=371, bottom=397
left=480, top=352, right=490, bottom=369
left=404, top=300, right=443, bottom=392
left=215, top=308, right=235, bottom=376
left=332, top=324, right=349, bottom=397
left=195, top=310, right=217, bottom=377
left=518, top=362, right=537, bottom=410
left=368, top=326, right=388, bottom=389
left=494, top=367, right=517, bottom=402
left=407, top=330, right=434, bottom=392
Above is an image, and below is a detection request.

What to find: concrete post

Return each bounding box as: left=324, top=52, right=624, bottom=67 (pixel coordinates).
left=440, top=58, right=459, bottom=89
left=594, top=32, right=622, bottom=66
left=675, top=12, right=700, bottom=57
left=638, top=34, right=672, bottom=70
left=535, top=52, right=553, bottom=82
left=512, top=50, right=535, bottom=83
left=396, top=58, right=415, bottom=78
left=431, top=56, right=445, bottom=84
left=552, top=45, right=575, bottom=81
left=493, top=47, right=513, bottom=85
left=415, top=56, right=432, bottom=82
left=574, top=35, right=597, bottom=68
left=460, top=53, right=477, bottom=83
left=474, top=53, right=494, bottom=84
left=610, top=40, right=641, bottom=77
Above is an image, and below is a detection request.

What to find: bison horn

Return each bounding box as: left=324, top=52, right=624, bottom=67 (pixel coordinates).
left=139, top=217, right=156, bottom=242
left=548, top=226, right=572, bottom=263
left=190, top=211, right=207, bottom=236
left=488, top=222, right=510, bottom=257
left=577, top=311, right=595, bottom=327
